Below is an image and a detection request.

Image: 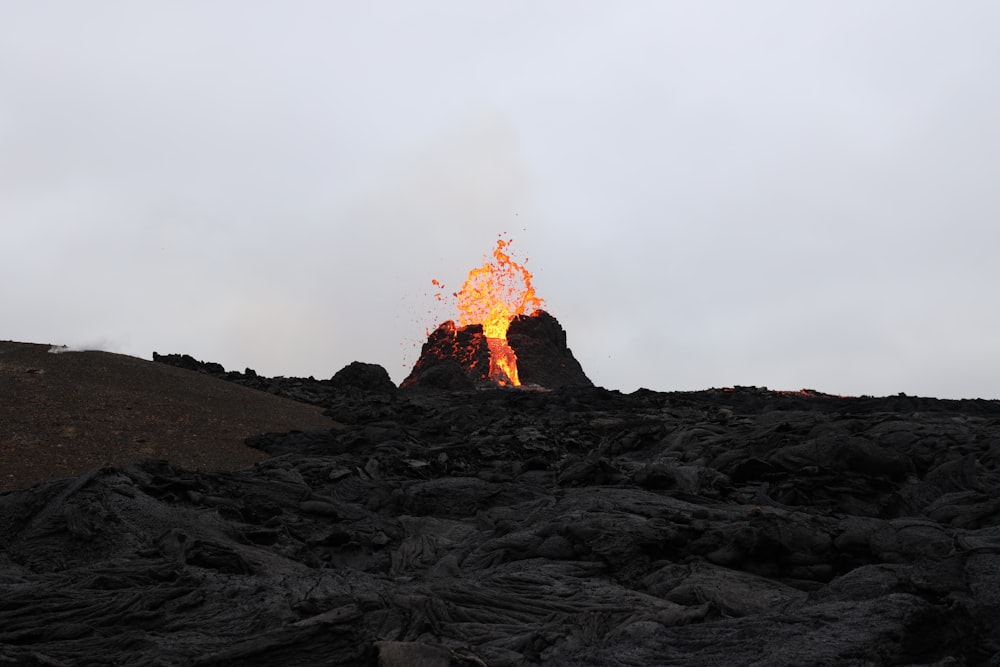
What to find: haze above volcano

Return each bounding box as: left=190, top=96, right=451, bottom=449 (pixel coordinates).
left=2, top=2, right=998, bottom=399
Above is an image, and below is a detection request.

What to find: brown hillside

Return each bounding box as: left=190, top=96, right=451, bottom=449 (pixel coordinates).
left=0, top=341, right=334, bottom=492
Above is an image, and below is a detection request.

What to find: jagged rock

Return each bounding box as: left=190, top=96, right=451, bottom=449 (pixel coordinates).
left=152, top=351, right=225, bottom=374
left=408, top=359, right=477, bottom=391
left=153, top=352, right=397, bottom=408
left=3, top=381, right=1000, bottom=665
left=400, top=320, right=493, bottom=389
left=329, top=361, right=397, bottom=394
left=402, top=310, right=591, bottom=390
left=507, top=310, right=592, bottom=388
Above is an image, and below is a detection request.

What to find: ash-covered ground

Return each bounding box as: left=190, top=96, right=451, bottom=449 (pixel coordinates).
left=2, top=350, right=1000, bottom=665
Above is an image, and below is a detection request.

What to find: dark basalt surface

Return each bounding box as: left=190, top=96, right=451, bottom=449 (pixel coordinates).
left=151, top=352, right=347, bottom=406
left=3, top=374, right=1000, bottom=665
left=507, top=311, right=592, bottom=389
left=401, top=310, right=592, bottom=390
left=400, top=320, right=494, bottom=389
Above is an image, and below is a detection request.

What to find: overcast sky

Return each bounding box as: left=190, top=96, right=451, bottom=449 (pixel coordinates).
left=3, top=1, right=998, bottom=399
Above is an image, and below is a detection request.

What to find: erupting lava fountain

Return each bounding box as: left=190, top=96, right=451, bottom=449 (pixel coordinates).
left=402, top=235, right=591, bottom=390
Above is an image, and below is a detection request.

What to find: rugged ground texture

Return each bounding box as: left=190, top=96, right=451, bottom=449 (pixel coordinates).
left=400, top=311, right=592, bottom=390
left=2, top=354, right=1000, bottom=665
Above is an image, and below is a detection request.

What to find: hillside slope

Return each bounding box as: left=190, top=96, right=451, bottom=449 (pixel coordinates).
left=0, top=341, right=333, bottom=491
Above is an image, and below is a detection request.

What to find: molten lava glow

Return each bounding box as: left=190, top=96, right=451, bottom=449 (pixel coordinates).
left=437, top=236, right=543, bottom=386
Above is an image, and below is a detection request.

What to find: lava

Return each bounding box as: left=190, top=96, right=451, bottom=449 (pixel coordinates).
left=432, top=235, right=543, bottom=386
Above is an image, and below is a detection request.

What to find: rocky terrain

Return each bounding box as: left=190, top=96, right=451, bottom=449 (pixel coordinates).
left=400, top=311, right=592, bottom=390
left=2, top=349, right=1000, bottom=665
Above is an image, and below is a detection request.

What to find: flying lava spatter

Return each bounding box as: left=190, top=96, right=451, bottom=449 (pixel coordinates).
left=434, top=235, right=543, bottom=386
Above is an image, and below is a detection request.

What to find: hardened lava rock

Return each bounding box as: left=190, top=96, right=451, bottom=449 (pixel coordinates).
left=402, top=310, right=592, bottom=390
left=4, top=369, right=1000, bottom=664
left=507, top=310, right=592, bottom=388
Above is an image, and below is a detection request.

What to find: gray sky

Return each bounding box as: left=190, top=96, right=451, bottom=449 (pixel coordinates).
left=3, top=1, right=998, bottom=399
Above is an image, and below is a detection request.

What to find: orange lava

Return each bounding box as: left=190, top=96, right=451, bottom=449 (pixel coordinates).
left=435, top=235, right=543, bottom=386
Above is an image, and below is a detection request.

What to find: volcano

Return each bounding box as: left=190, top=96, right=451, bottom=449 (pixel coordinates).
left=403, top=236, right=592, bottom=390
left=401, top=309, right=592, bottom=390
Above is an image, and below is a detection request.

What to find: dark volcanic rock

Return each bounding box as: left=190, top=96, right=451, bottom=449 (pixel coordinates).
left=402, top=310, right=591, bottom=390
left=3, top=384, right=1000, bottom=665
left=329, top=361, right=397, bottom=395
left=154, top=353, right=397, bottom=407
left=152, top=351, right=225, bottom=375
left=408, top=359, right=477, bottom=391
left=507, top=310, right=592, bottom=388
left=400, top=320, right=493, bottom=389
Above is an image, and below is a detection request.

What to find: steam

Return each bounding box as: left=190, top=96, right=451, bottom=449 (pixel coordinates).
left=48, top=338, right=121, bottom=354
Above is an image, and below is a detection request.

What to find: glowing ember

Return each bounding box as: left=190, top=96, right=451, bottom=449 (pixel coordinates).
left=436, top=235, right=543, bottom=386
